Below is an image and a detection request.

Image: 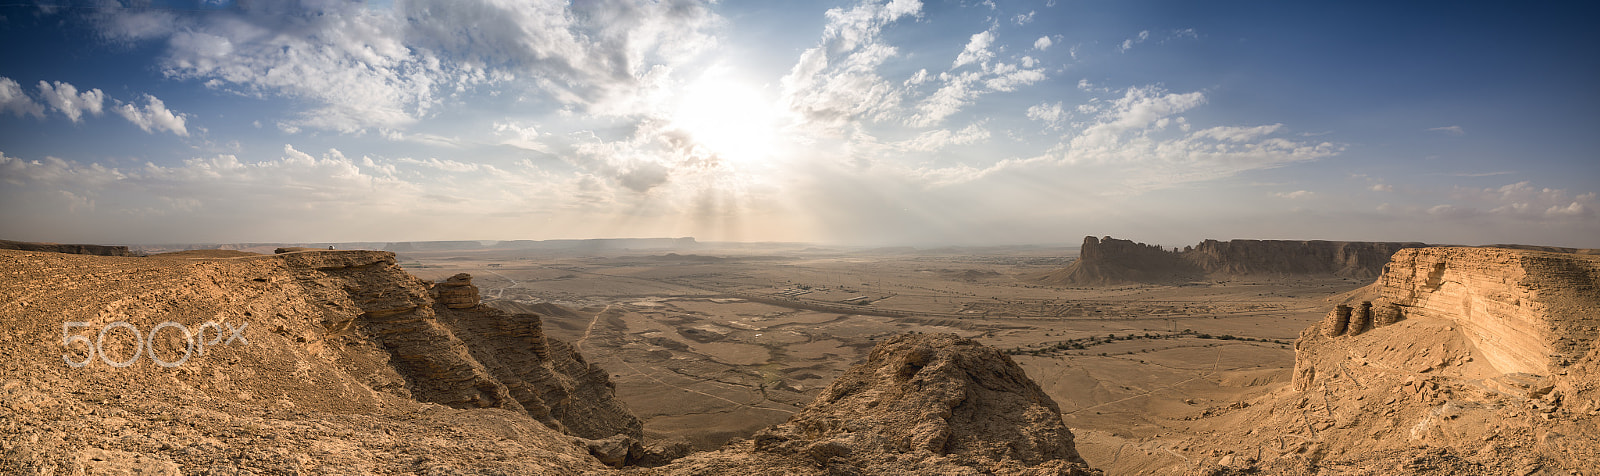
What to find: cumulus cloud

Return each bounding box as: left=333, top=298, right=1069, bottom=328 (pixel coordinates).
left=952, top=30, right=995, bottom=69
left=0, top=77, right=45, bottom=118
left=86, top=0, right=721, bottom=133
left=780, top=0, right=923, bottom=131
left=1452, top=181, right=1596, bottom=219
left=114, top=95, right=188, bottom=136
left=1025, top=101, right=1066, bottom=130
left=1033, top=36, right=1052, bottom=51
left=1428, top=125, right=1465, bottom=136
left=912, top=85, right=1340, bottom=191
left=36, top=81, right=105, bottom=123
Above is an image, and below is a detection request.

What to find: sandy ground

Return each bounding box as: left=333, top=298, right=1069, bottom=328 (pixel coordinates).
left=401, top=245, right=1364, bottom=465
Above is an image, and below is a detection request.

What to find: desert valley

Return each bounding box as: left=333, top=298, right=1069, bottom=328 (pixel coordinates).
left=2, top=236, right=1596, bottom=475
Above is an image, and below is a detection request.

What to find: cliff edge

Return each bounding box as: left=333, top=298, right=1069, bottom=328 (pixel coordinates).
left=1043, top=236, right=1428, bottom=285
left=1172, top=246, right=1600, bottom=474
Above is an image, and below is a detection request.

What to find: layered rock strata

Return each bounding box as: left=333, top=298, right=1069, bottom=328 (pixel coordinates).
left=0, top=239, right=135, bottom=256
left=1045, top=235, right=1430, bottom=285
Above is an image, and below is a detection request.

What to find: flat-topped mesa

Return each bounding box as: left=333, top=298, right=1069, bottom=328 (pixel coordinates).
left=1042, top=236, right=1199, bottom=285
left=1044, top=235, right=1430, bottom=285
left=433, top=273, right=482, bottom=309
left=0, top=239, right=135, bottom=256
left=1184, top=239, right=1427, bottom=279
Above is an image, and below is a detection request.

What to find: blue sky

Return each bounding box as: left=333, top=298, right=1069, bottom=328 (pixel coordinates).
left=1, top=0, right=1596, bottom=247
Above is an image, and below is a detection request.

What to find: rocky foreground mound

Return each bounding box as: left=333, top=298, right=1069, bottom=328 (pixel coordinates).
left=646, top=333, right=1099, bottom=475
left=1043, top=236, right=1430, bottom=285
left=0, top=248, right=1097, bottom=474
left=1178, top=247, right=1600, bottom=474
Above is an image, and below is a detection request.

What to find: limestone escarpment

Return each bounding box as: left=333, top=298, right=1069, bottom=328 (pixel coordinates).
left=1044, top=235, right=1429, bottom=285
left=650, top=333, right=1100, bottom=475
left=1298, top=247, right=1600, bottom=382
left=0, top=239, right=135, bottom=256
left=1185, top=238, right=1426, bottom=279
left=1204, top=246, right=1600, bottom=474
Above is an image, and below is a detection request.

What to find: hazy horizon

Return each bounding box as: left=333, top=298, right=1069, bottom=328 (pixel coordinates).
left=2, top=1, right=1597, bottom=248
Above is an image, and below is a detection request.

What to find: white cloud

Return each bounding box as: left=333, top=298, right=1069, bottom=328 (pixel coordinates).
left=1118, top=30, right=1150, bottom=53
left=905, top=68, right=929, bottom=86
left=952, top=30, right=996, bottom=69
left=1033, top=36, right=1052, bottom=51
left=895, top=123, right=990, bottom=152
left=113, top=94, right=189, bottom=136
left=983, top=62, right=1047, bottom=92
left=1189, top=124, right=1283, bottom=142
left=398, top=157, right=484, bottom=173
left=0, top=77, right=45, bottom=118
left=1013, top=11, right=1035, bottom=25
left=781, top=0, right=923, bottom=131
left=1453, top=181, right=1596, bottom=219
left=1025, top=101, right=1066, bottom=130
left=1428, top=125, right=1465, bottom=136
left=1370, top=183, right=1393, bottom=192
left=492, top=121, right=547, bottom=152
left=1274, top=190, right=1313, bottom=199
left=36, top=81, right=105, bottom=123
left=89, top=0, right=722, bottom=133
left=908, top=71, right=981, bottom=127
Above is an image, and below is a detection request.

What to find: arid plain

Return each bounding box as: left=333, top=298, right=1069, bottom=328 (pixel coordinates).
left=398, top=243, right=1351, bottom=470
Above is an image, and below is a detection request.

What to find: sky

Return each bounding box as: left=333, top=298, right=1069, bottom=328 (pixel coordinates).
left=0, top=0, right=1596, bottom=248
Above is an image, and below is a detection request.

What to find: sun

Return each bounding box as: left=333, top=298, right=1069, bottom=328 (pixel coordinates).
left=671, top=68, right=784, bottom=167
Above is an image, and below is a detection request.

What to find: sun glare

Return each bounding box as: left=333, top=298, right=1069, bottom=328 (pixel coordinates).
left=671, top=69, right=783, bottom=167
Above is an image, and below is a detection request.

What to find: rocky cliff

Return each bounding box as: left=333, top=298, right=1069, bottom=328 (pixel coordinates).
left=1175, top=247, right=1600, bottom=474
left=1043, top=236, right=1429, bottom=285
left=0, top=239, right=135, bottom=256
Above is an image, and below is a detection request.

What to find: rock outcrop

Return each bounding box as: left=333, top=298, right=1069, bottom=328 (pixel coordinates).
left=1044, top=236, right=1429, bottom=285
left=1299, top=247, right=1600, bottom=384
left=1181, top=246, right=1600, bottom=474
left=0, top=239, right=135, bottom=256
left=650, top=333, right=1100, bottom=475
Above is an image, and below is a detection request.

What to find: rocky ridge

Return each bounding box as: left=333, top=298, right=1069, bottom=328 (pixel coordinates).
left=0, top=248, right=1099, bottom=474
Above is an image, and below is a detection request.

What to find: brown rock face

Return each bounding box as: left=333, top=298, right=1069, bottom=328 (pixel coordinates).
left=1044, top=236, right=1429, bottom=285
left=1042, top=236, right=1199, bottom=285
left=655, top=333, right=1100, bottom=475
left=432, top=273, right=481, bottom=309
left=0, top=239, right=135, bottom=256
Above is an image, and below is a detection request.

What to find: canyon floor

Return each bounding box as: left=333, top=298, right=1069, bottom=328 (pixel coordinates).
left=400, top=244, right=1357, bottom=472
